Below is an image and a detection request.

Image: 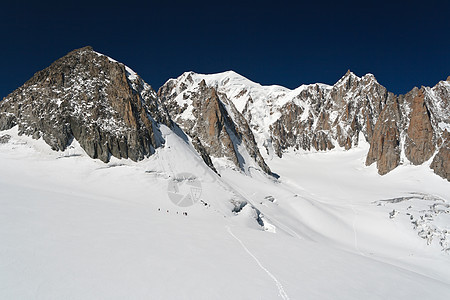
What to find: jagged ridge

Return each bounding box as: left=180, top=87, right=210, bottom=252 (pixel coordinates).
left=0, top=47, right=448, bottom=180
left=160, top=70, right=450, bottom=181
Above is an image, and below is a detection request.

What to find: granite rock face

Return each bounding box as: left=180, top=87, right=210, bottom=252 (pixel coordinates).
left=404, top=90, right=435, bottom=165
left=158, top=75, right=271, bottom=174
left=161, top=70, right=450, bottom=180
left=0, top=46, right=171, bottom=162
left=270, top=71, right=390, bottom=156
left=365, top=95, right=402, bottom=175
left=430, top=131, right=450, bottom=180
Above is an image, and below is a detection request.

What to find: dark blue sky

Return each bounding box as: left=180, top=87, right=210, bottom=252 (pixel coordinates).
left=1, top=0, right=449, bottom=98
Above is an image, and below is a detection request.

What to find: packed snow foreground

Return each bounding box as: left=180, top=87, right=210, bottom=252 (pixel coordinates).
left=1, top=125, right=449, bottom=299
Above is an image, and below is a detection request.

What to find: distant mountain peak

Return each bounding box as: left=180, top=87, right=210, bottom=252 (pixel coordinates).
left=67, top=45, right=94, bottom=54
left=159, top=68, right=449, bottom=181
left=335, top=69, right=360, bottom=85
left=345, top=69, right=354, bottom=76
left=362, top=73, right=376, bottom=80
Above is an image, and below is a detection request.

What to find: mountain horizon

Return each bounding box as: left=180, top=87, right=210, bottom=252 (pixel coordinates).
left=2, top=46, right=448, bottom=180
left=4, top=46, right=449, bottom=102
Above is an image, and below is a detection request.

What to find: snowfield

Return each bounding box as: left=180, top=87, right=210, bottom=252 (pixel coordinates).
left=1, top=126, right=449, bottom=299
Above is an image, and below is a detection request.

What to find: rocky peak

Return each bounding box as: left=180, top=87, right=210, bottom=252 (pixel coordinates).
left=162, top=70, right=448, bottom=181
left=361, top=73, right=377, bottom=85
left=268, top=70, right=391, bottom=156
left=0, top=46, right=171, bottom=162
left=333, top=70, right=382, bottom=93
left=334, top=70, right=360, bottom=90
left=158, top=75, right=271, bottom=175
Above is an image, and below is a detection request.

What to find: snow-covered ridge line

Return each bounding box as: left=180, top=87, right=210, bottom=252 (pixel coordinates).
left=170, top=70, right=333, bottom=94
left=160, top=68, right=383, bottom=153
left=159, top=65, right=449, bottom=180
left=167, top=69, right=385, bottom=94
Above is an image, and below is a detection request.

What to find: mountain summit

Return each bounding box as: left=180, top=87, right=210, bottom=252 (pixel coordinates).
left=0, top=46, right=171, bottom=162
left=0, top=47, right=448, bottom=180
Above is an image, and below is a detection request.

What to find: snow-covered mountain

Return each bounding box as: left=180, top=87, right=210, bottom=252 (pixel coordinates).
left=0, top=47, right=273, bottom=176
left=0, top=47, right=449, bottom=299
left=158, top=72, right=271, bottom=175
left=1, top=47, right=448, bottom=179
left=0, top=45, right=275, bottom=240
left=160, top=70, right=450, bottom=180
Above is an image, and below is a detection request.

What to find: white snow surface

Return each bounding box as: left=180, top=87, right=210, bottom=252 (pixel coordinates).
left=1, top=127, right=450, bottom=299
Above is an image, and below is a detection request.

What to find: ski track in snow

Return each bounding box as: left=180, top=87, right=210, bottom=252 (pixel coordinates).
left=349, top=204, right=367, bottom=257
left=226, top=226, right=290, bottom=300
left=266, top=214, right=305, bottom=240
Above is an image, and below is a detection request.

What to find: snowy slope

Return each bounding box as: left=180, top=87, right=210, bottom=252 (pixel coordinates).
left=1, top=127, right=449, bottom=299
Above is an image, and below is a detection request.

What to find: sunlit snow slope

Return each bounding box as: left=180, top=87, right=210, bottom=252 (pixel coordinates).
left=1, top=127, right=450, bottom=299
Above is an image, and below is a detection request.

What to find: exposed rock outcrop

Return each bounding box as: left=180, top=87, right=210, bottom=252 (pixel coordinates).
left=191, top=136, right=218, bottom=173
left=269, top=72, right=390, bottom=157
left=0, top=46, right=170, bottom=162
left=162, top=70, right=449, bottom=180
left=365, top=95, right=401, bottom=175
left=404, top=90, right=435, bottom=165
left=158, top=75, right=271, bottom=174
left=430, top=131, right=450, bottom=180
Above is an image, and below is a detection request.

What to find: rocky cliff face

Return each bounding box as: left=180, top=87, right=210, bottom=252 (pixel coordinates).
left=270, top=71, right=391, bottom=156
left=431, top=130, right=450, bottom=180
left=404, top=90, right=435, bottom=165
left=0, top=46, right=171, bottom=162
left=1, top=48, right=448, bottom=181
left=365, top=94, right=402, bottom=175
left=158, top=73, right=271, bottom=174
left=162, top=71, right=449, bottom=181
